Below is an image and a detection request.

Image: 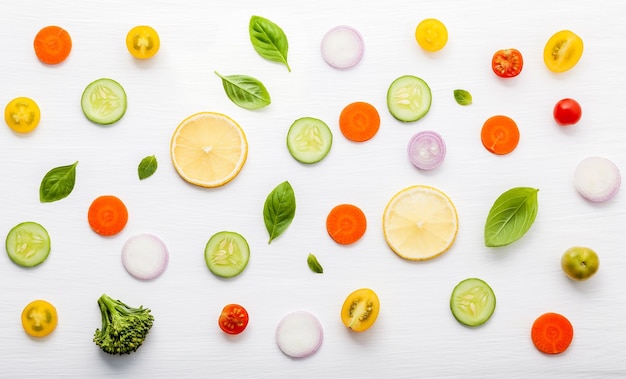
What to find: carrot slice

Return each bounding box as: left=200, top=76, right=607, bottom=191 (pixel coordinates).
left=339, top=102, right=380, bottom=142
left=88, top=195, right=128, bottom=236
left=480, top=115, right=519, bottom=155
left=531, top=312, right=574, bottom=355
left=326, top=204, right=367, bottom=245
left=34, top=26, right=72, bottom=65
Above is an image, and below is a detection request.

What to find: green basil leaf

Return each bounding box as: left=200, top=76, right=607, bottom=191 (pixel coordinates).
left=453, top=89, right=472, bottom=105
left=249, top=15, right=291, bottom=72
left=138, top=155, right=158, bottom=180
left=263, top=180, right=296, bottom=243
left=39, top=161, right=78, bottom=203
left=215, top=71, right=271, bottom=110
left=484, top=187, right=539, bottom=247
left=307, top=253, right=323, bottom=274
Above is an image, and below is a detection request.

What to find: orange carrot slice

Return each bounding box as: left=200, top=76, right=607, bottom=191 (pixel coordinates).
left=88, top=195, right=128, bottom=236
left=326, top=204, right=367, bottom=245
left=33, top=26, right=72, bottom=65
left=480, top=115, right=519, bottom=155
left=531, top=312, right=574, bottom=355
left=339, top=102, right=380, bottom=142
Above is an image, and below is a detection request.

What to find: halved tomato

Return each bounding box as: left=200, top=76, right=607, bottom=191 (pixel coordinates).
left=544, top=30, right=583, bottom=73
left=341, top=288, right=380, bottom=332
left=4, top=97, right=41, bottom=133
left=126, top=25, right=160, bottom=59
left=492, top=49, right=523, bottom=78
left=218, top=304, right=249, bottom=335
left=21, top=299, right=58, bottom=338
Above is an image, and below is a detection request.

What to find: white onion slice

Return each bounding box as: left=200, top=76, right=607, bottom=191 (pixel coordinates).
left=276, top=311, right=323, bottom=358
left=121, top=233, right=169, bottom=280
left=574, top=156, right=621, bottom=202
left=407, top=130, right=446, bottom=170
left=320, top=25, right=364, bottom=69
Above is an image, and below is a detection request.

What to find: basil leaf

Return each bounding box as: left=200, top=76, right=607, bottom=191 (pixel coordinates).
left=138, top=155, right=158, bottom=180
left=249, top=15, right=291, bottom=72
left=39, top=161, right=78, bottom=203
left=263, top=180, right=296, bottom=243
left=484, top=187, right=539, bottom=247
left=215, top=71, right=271, bottom=110
left=307, top=253, right=323, bottom=274
left=453, top=89, right=472, bottom=105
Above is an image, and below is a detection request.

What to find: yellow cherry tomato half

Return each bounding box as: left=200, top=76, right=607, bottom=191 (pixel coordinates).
left=21, top=299, right=58, bottom=338
left=543, top=30, right=583, bottom=73
left=4, top=97, right=41, bottom=133
left=341, top=288, right=380, bottom=332
left=126, top=25, right=160, bottom=59
left=415, top=18, right=448, bottom=52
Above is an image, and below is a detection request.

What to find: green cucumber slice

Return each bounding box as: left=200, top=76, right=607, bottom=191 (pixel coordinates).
left=450, top=278, right=496, bottom=327
left=204, top=231, right=250, bottom=278
left=6, top=222, right=51, bottom=267
left=286, top=117, right=333, bottom=164
left=387, top=75, right=432, bottom=122
left=81, top=78, right=127, bottom=125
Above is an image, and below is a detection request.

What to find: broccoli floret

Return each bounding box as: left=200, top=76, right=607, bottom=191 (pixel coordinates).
left=93, top=294, right=154, bottom=355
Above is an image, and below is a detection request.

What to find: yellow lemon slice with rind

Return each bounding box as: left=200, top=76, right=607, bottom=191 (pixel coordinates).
left=170, top=112, right=248, bottom=187
left=383, top=185, right=458, bottom=260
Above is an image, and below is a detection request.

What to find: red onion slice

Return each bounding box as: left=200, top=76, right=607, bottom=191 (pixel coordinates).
left=407, top=130, right=446, bottom=170
left=320, top=25, right=364, bottom=69
left=276, top=311, right=323, bottom=358
left=573, top=156, right=621, bottom=202
left=121, top=233, right=169, bottom=280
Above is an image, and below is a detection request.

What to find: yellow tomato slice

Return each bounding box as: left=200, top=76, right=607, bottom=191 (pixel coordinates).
left=21, top=299, right=58, bottom=338
left=126, top=25, right=160, bottom=59
left=415, top=18, right=448, bottom=52
left=4, top=97, right=41, bottom=133
left=543, top=30, right=583, bottom=73
left=341, top=288, right=380, bottom=332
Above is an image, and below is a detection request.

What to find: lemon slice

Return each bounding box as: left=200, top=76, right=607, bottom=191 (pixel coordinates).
left=170, top=112, right=248, bottom=187
left=382, top=185, right=458, bottom=260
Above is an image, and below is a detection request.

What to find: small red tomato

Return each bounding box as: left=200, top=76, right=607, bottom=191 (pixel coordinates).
left=492, top=49, right=523, bottom=78
left=218, top=304, right=249, bottom=335
left=553, top=98, right=582, bottom=126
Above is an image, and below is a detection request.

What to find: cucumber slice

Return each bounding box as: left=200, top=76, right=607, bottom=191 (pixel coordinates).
left=387, top=75, right=432, bottom=122
left=81, top=78, right=127, bottom=125
left=286, top=117, right=333, bottom=164
left=6, top=222, right=51, bottom=267
left=450, top=278, right=496, bottom=327
left=204, top=231, right=250, bottom=278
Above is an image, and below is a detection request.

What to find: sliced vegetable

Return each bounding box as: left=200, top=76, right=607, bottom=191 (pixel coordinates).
left=39, top=161, right=78, bottom=203
left=204, top=231, right=250, bottom=278
left=573, top=156, right=621, bottom=202
left=4, top=97, right=41, bottom=133
left=414, top=18, right=448, bottom=52
left=326, top=204, right=367, bottom=245
left=553, top=98, right=582, bottom=126
left=249, top=15, right=291, bottom=71
left=480, top=115, right=520, bottom=155
left=544, top=30, right=583, bottom=73
left=387, top=75, right=432, bottom=122
left=122, top=233, right=169, bottom=280
left=276, top=311, right=323, bottom=358
left=341, top=288, right=380, bottom=332
left=33, top=25, right=72, bottom=65
left=453, top=89, right=472, bottom=106
left=126, top=25, right=160, bottom=59
left=21, top=299, right=58, bottom=338
left=450, top=278, right=496, bottom=327
left=320, top=25, right=364, bottom=69
left=263, top=181, right=296, bottom=243
left=407, top=130, right=446, bottom=170
left=492, top=49, right=523, bottom=78
left=138, top=155, right=158, bottom=180
left=88, top=195, right=129, bottom=236
left=286, top=117, right=332, bottom=164
left=339, top=101, right=380, bottom=142
left=215, top=71, right=271, bottom=110
left=307, top=253, right=323, bottom=274
left=484, top=187, right=539, bottom=247
left=6, top=221, right=51, bottom=267
left=218, top=304, right=249, bottom=335
left=531, top=312, right=574, bottom=354
left=81, top=78, right=127, bottom=125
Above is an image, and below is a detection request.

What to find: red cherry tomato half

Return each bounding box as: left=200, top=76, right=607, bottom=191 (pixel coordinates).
left=553, top=98, right=582, bottom=126
left=492, top=49, right=523, bottom=78
left=218, top=304, right=249, bottom=335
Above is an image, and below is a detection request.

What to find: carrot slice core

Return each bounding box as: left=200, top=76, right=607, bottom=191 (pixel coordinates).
left=480, top=115, right=519, bottom=155
left=33, top=26, right=72, bottom=65
left=339, top=102, right=380, bottom=142
left=88, top=195, right=129, bottom=236
left=531, top=312, right=574, bottom=355
left=326, top=204, right=367, bottom=245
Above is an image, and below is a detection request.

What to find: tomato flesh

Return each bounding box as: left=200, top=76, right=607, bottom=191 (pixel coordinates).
left=544, top=30, right=583, bottom=73
left=4, top=97, right=41, bottom=133
left=126, top=25, right=160, bottom=59
left=21, top=299, right=58, bottom=338
left=218, top=304, right=249, bottom=335
left=553, top=98, right=582, bottom=126
left=341, top=288, right=380, bottom=332
left=492, top=49, right=523, bottom=78
left=415, top=19, right=448, bottom=52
